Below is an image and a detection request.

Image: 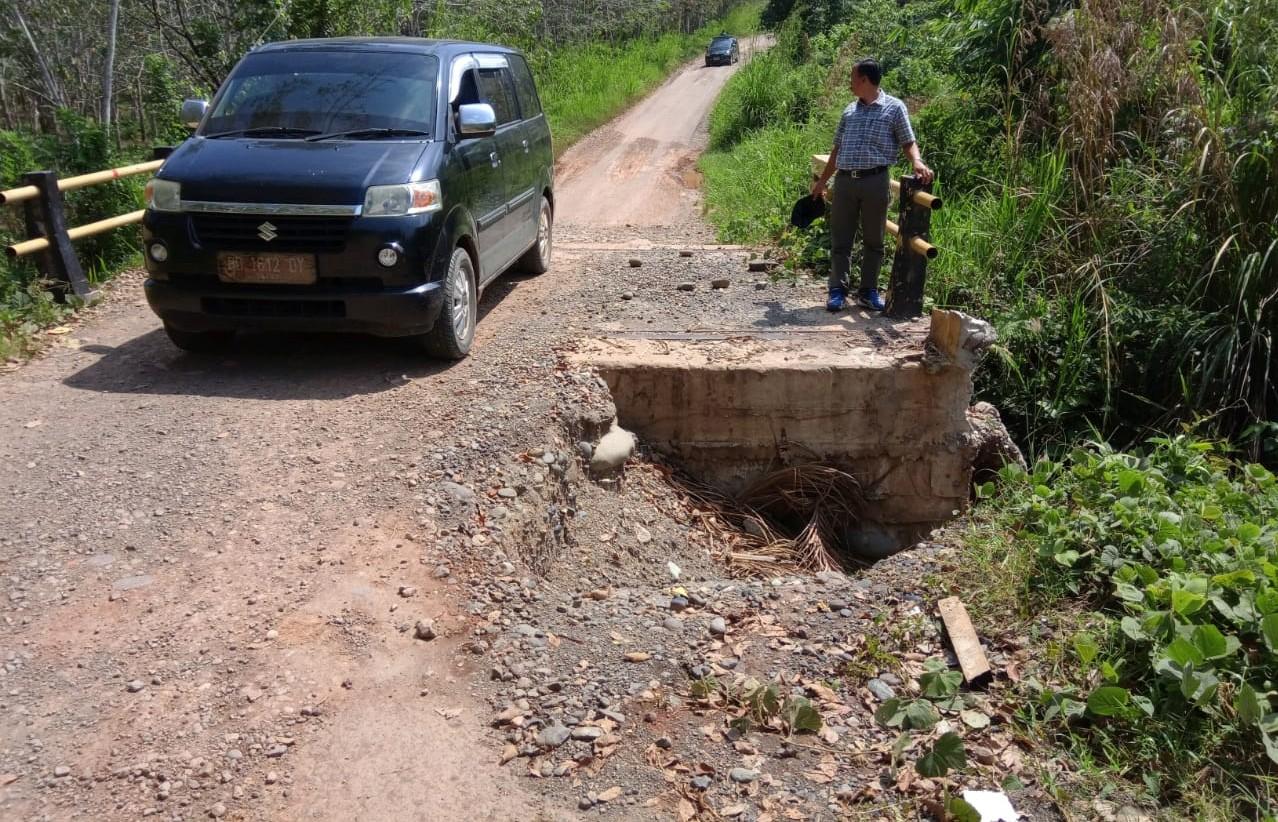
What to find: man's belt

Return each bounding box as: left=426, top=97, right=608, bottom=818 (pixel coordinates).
left=836, top=165, right=889, bottom=179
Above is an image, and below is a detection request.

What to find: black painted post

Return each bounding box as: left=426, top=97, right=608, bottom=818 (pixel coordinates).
left=885, top=174, right=932, bottom=319
left=21, top=170, right=95, bottom=302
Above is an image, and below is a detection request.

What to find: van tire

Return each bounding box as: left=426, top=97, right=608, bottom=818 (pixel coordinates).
left=519, top=196, right=553, bottom=275
left=418, top=246, right=477, bottom=360
left=164, top=323, right=233, bottom=354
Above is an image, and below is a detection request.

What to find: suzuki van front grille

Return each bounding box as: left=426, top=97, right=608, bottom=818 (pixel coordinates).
left=190, top=214, right=352, bottom=252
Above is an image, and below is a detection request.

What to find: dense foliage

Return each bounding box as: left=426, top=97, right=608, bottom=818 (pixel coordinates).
left=979, top=437, right=1278, bottom=811
left=702, top=0, right=1278, bottom=459
left=0, top=0, right=758, bottom=358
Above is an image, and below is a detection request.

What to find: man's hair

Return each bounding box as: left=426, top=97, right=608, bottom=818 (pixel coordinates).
left=853, top=59, right=882, bottom=86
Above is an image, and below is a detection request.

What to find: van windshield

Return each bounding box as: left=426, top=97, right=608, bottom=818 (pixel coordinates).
left=203, top=51, right=439, bottom=139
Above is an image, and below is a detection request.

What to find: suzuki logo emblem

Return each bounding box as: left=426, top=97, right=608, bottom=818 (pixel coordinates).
left=257, top=221, right=278, bottom=242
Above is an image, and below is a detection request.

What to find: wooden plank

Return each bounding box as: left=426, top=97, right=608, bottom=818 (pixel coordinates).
left=938, top=596, right=991, bottom=684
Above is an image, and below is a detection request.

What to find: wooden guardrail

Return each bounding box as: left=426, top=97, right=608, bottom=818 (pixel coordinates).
left=812, top=154, right=938, bottom=319
left=1, top=148, right=171, bottom=301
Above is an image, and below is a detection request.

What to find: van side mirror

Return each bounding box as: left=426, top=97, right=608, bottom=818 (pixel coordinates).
left=457, top=103, right=497, bottom=139
left=181, top=99, right=209, bottom=131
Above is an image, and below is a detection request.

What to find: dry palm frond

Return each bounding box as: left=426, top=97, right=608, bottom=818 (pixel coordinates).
left=676, top=463, right=869, bottom=577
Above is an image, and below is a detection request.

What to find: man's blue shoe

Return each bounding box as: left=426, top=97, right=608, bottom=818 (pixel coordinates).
left=858, top=288, right=886, bottom=311
left=826, top=288, right=847, bottom=312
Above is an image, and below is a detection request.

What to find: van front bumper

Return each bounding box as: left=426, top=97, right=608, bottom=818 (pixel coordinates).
left=144, top=278, right=445, bottom=337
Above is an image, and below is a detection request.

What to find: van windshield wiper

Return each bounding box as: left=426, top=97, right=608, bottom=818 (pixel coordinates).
left=305, top=128, right=431, bottom=142
left=204, top=126, right=321, bottom=139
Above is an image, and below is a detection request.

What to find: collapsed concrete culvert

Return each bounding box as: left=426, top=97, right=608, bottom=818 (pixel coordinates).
left=568, top=309, right=1007, bottom=564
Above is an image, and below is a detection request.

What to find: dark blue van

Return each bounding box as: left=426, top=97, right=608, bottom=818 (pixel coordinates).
left=142, top=38, right=554, bottom=359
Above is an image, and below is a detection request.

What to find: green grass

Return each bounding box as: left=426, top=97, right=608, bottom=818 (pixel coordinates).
left=535, top=1, right=763, bottom=153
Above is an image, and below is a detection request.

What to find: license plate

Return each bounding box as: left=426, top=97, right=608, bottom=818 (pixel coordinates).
left=217, top=252, right=316, bottom=285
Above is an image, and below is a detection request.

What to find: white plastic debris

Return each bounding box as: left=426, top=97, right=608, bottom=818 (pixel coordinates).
left=962, top=790, right=1020, bottom=822
left=667, top=561, right=681, bottom=580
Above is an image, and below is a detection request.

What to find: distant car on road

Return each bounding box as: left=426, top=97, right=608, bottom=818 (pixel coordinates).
left=705, top=35, right=739, bottom=67
left=142, top=37, right=554, bottom=360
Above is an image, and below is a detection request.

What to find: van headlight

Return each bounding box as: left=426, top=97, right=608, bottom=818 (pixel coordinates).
left=363, top=180, right=442, bottom=217
left=144, top=178, right=181, bottom=212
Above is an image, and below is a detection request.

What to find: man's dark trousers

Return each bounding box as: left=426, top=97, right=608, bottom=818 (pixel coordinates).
left=828, top=168, right=890, bottom=294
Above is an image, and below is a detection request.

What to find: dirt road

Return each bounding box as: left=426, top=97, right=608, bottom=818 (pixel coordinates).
left=0, top=45, right=762, bottom=822
left=555, top=36, right=769, bottom=228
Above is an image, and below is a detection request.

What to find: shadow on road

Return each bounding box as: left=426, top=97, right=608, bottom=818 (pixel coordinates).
left=754, top=300, right=915, bottom=346
left=62, top=282, right=518, bottom=401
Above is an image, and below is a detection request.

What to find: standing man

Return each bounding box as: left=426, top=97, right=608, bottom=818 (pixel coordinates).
left=811, top=59, right=932, bottom=312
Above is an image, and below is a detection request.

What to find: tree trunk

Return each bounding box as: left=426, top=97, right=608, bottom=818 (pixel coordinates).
left=102, top=0, right=122, bottom=134
left=12, top=4, right=68, bottom=111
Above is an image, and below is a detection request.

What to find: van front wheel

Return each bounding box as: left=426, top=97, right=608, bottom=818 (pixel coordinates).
left=518, top=197, right=553, bottom=275
left=417, top=247, right=476, bottom=360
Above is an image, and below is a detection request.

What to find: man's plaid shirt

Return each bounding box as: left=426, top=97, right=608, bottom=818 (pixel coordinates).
left=833, top=90, right=916, bottom=171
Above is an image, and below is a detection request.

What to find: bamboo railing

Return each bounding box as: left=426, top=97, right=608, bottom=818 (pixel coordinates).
left=1, top=150, right=168, bottom=300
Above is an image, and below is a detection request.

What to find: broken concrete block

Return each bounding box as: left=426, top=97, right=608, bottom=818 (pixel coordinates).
left=927, top=309, right=996, bottom=371
left=590, top=421, right=636, bottom=475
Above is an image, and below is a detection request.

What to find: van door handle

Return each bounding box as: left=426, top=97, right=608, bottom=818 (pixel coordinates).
left=489, top=151, right=501, bottom=168
left=521, top=139, right=529, bottom=153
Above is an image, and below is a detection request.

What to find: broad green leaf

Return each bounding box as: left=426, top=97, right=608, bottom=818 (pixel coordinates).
left=1171, top=589, right=1207, bottom=616
left=1262, top=614, right=1278, bottom=652
left=1115, top=583, right=1145, bottom=604
left=916, top=732, right=967, bottom=778
left=1179, top=668, right=1219, bottom=706
left=1117, top=469, right=1144, bottom=494
left=1072, top=632, right=1099, bottom=665
left=782, top=696, right=822, bottom=734
left=1191, top=624, right=1233, bottom=659
left=945, top=796, right=982, bottom=822
left=1236, top=683, right=1265, bottom=726
left=1132, top=695, right=1155, bottom=717
left=919, top=667, right=962, bottom=699
left=905, top=699, right=940, bottom=731
left=1165, top=637, right=1205, bottom=667
left=874, top=698, right=905, bottom=728
left=1213, top=569, right=1256, bottom=588
left=1086, top=686, right=1130, bottom=717
left=1264, top=730, right=1278, bottom=766
left=1054, top=549, right=1081, bottom=567
left=1238, top=522, right=1262, bottom=543
left=1120, top=616, right=1148, bottom=640
left=1256, top=590, right=1278, bottom=616
left=1200, top=504, right=1222, bottom=521
left=1099, top=661, right=1120, bottom=682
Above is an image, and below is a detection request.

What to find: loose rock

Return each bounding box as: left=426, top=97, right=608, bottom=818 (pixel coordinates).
left=866, top=678, right=895, bottom=701
left=414, top=619, right=437, bottom=641
left=537, top=723, right=571, bottom=749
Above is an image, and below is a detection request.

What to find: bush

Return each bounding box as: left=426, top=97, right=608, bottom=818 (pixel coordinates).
left=983, top=436, right=1278, bottom=810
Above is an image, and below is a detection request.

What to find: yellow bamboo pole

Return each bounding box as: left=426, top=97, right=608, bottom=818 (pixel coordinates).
left=0, top=159, right=163, bottom=205
left=889, top=178, right=942, bottom=210
left=885, top=219, right=938, bottom=259
left=6, top=209, right=145, bottom=258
